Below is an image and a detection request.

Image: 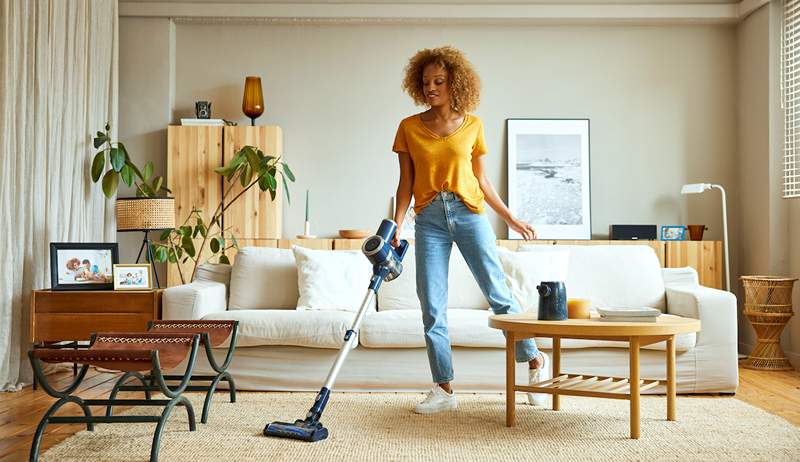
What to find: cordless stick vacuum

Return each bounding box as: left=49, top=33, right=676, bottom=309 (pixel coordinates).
left=263, top=219, right=410, bottom=442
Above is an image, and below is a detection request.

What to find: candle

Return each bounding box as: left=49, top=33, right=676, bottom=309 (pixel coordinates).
left=567, top=298, right=592, bottom=319
left=305, top=189, right=309, bottom=222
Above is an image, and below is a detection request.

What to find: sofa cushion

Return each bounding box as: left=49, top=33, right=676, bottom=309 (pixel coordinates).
left=202, top=309, right=355, bottom=349
left=497, top=246, right=570, bottom=316
left=293, top=246, right=375, bottom=312
left=521, top=244, right=666, bottom=312
left=377, top=244, right=489, bottom=311
left=360, top=309, right=504, bottom=348
left=229, top=247, right=297, bottom=310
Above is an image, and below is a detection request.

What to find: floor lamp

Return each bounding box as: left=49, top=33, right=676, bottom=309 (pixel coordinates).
left=680, top=183, right=730, bottom=292
left=116, top=198, right=175, bottom=289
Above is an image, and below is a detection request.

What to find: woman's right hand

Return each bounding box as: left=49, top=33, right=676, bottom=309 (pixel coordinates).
left=391, top=226, right=402, bottom=247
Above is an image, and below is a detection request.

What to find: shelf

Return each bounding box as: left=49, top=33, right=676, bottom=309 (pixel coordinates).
left=516, top=374, right=661, bottom=400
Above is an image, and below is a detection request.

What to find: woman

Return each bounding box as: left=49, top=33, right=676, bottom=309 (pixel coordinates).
left=390, top=46, right=550, bottom=414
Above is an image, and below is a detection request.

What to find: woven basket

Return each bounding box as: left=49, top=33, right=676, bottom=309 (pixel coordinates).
left=116, top=198, right=175, bottom=231
left=740, top=276, right=797, bottom=370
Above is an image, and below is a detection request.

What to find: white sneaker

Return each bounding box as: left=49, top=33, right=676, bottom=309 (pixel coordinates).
left=414, top=385, right=457, bottom=414
left=527, top=352, right=551, bottom=406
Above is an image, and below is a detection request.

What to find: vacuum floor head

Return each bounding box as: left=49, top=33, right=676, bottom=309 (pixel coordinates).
left=263, top=419, right=329, bottom=442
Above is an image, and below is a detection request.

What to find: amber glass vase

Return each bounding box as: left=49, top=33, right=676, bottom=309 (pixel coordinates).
left=242, top=76, right=264, bottom=126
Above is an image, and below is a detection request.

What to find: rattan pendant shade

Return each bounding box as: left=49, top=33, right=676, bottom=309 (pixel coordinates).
left=116, top=198, right=175, bottom=231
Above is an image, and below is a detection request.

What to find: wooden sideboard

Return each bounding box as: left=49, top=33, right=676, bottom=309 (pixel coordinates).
left=30, top=290, right=161, bottom=344
left=166, top=125, right=283, bottom=286
left=220, top=238, right=724, bottom=290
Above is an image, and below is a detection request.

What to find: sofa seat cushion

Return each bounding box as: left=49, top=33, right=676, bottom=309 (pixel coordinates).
left=360, top=309, right=504, bottom=348
left=377, top=244, right=489, bottom=311
left=202, top=309, right=355, bottom=349
left=360, top=310, right=695, bottom=352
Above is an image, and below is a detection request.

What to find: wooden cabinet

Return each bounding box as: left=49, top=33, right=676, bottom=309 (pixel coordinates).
left=664, top=241, right=723, bottom=289
left=30, top=290, right=161, bottom=344
left=166, top=125, right=283, bottom=286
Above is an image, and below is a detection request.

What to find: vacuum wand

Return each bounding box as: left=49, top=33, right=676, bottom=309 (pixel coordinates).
left=264, top=219, right=409, bottom=442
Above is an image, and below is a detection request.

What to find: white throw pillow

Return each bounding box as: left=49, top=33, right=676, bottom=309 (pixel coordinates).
left=228, top=247, right=298, bottom=310
left=293, top=246, right=374, bottom=312
left=497, top=246, right=570, bottom=316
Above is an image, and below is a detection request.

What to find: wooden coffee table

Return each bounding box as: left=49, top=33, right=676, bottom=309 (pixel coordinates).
left=489, top=314, right=701, bottom=439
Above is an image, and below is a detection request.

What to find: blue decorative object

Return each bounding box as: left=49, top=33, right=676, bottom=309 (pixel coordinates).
left=660, top=225, right=687, bottom=241
left=537, top=281, right=568, bottom=321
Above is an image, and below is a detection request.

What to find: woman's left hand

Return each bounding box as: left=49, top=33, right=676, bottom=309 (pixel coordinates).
left=508, top=218, right=537, bottom=240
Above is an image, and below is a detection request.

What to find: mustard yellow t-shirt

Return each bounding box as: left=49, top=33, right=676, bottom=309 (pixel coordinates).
left=392, top=113, right=488, bottom=215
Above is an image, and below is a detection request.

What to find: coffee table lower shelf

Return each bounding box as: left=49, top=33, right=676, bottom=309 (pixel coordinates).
left=522, top=374, right=662, bottom=400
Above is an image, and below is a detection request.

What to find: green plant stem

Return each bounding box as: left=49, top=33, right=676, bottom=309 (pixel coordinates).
left=167, top=236, right=186, bottom=285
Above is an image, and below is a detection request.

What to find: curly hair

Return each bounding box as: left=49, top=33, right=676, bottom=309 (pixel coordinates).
left=401, top=46, right=481, bottom=113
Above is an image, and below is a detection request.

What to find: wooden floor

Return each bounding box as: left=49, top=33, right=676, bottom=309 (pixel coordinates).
left=2, top=365, right=798, bottom=462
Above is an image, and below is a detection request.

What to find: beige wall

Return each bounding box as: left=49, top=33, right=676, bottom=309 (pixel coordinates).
left=736, top=2, right=798, bottom=367
left=119, top=20, right=738, bottom=241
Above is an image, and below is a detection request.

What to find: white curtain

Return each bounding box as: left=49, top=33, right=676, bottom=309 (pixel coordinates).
left=0, top=0, right=118, bottom=391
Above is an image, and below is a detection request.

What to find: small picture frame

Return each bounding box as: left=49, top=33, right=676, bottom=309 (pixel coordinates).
left=660, top=225, right=687, bottom=241
left=50, top=242, right=119, bottom=291
left=113, top=264, right=153, bottom=290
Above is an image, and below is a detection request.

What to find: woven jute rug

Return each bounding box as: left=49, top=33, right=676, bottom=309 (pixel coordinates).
left=41, top=392, right=800, bottom=462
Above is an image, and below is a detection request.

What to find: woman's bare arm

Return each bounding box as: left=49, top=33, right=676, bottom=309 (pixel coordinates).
left=472, top=155, right=537, bottom=240
left=392, top=152, right=414, bottom=246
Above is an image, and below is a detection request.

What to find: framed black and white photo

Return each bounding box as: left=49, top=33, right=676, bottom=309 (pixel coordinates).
left=507, top=119, right=591, bottom=240
left=113, top=264, right=153, bottom=290
left=49, top=242, right=119, bottom=291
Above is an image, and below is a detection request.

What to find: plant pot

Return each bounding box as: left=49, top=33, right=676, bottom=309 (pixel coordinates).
left=686, top=224, right=707, bottom=241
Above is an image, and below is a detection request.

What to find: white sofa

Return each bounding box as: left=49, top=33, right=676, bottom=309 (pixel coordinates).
left=162, top=244, right=739, bottom=394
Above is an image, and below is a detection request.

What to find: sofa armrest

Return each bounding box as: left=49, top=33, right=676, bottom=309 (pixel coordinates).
left=666, top=284, right=737, bottom=346
left=162, top=281, right=227, bottom=320
left=662, top=267, right=699, bottom=287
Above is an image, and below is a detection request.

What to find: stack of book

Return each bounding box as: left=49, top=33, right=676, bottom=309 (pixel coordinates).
left=596, top=307, right=661, bottom=322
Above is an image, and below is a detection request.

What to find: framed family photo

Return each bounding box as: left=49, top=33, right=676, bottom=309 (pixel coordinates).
left=660, top=225, right=687, bottom=241
left=507, top=119, right=591, bottom=240
left=50, top=242, right=119, bottom=291
left=113, top=264, right=153, bottom=290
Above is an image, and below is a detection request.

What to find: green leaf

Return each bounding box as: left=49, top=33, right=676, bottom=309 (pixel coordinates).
left=159, top=229, right=172, bottom=241
left=143, top=161, right=153, bottom=181
left=91, top=152, right=105, bottom=182
left=104, top=122, right=111, bottom=131
left=245, top=147, right=261, bottom=173
left=192, top=225, right=200, bottom=238
left=93, top=133, right=107, bottom=149
left=154, top=246, right=168, bottom=262
left=139, top=182, right=156, bottom=197
left=120, top=164, right=135, bottom=187
left=101, top=170, right=119, bottom=198
left=151, top=176, right=163, bottom=193
left=168, top=248, right=177, bottom=263
left=269, top=188, right=276, bottom=201
left=197, top=223, right=207, bottom=238
left=231, top=234, right=239, bottom=248
left=281, top=174, right=291, bottom=204
left=210, top=238, right=220, bottom=254
left=282, top=163, right=295, bottom=182
left=179, top=225, right=192, bottom=237
left=219, top=254, right=231, bottom=265
left=182, top=234, right=196, bottom=258
left=240, top=164, right=252, bottom=187
left=109, top=148, right=125, bottom=172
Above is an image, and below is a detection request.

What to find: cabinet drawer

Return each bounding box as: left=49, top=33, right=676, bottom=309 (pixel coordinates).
left=32, top=313, right=154, bottom=343
left=33, top=291, right=156, bottom=314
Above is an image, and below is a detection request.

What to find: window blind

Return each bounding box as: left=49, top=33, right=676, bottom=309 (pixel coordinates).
left=784, top=0, right=800, bottom=197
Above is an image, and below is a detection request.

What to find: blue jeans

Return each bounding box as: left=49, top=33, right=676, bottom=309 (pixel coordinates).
left=414, top=190, right=540, bottom=384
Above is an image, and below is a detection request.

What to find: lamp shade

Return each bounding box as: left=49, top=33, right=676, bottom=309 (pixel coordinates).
left=681, top=183, right=712, bottom=194
left=116, top=197, right=175, bottom=231
left=242, top=76, right=264, bottom=125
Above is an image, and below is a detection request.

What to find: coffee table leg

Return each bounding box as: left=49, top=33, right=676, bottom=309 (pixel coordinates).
left=630, top=337, right=640, bottom=440
left=506, top=331, right=516, bottom=427
left=552, top=336, right=560, bottom=411
left=667, top=336, right=676, bottom=421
